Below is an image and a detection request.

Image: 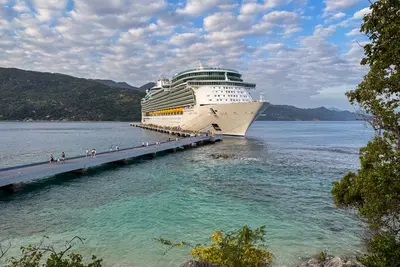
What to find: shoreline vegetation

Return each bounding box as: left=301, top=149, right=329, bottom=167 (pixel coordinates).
left=1, top=231, right=364, bottom=267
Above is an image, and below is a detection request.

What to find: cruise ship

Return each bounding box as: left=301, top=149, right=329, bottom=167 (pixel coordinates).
left=141, top=64, right=267, bottom=136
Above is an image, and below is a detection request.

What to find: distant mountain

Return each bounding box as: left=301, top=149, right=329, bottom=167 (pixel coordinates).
left=328, top=107, right=343, bottom=112
left=259, top=104, right=359, bottom=121
left=93, top=79, right=139, bottom=90
left=0, top=67, right=144, bottom=121
left=0, top=67, right=360, bottom=122
left=139, top=82, right=156, bottom=92
left=92, top=79, right=155, bottom=93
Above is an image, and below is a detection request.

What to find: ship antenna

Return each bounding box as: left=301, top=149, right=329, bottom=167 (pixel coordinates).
left=198, top=60, right=204, bottom=69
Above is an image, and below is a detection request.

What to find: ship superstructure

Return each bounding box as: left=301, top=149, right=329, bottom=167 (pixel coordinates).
left=141, top=64, right=267, bottom=136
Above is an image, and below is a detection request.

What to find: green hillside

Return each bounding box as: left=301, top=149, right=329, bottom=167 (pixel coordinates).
left=0, top=68, right=144, bottom=121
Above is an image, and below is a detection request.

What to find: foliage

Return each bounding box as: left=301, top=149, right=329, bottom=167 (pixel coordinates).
left=154, top=225, right=273, bottom=267
left=331, top=0, right=400, bottom=266
left=0, top=68, right=145, bottom=121
left=5, top=236, right=102, bottom=267
left=358, top=232, right=400, bottom=267
left=316, top=251, right=326, bottom=262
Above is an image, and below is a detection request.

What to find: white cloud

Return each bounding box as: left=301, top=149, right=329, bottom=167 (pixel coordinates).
left=13, top=0, right=30, bottom=13
left=346, top=41, right=368, bottom=64
left=324, top=0, right=360, bottom=12
left=314, top=24, right=336, bottom=38
left=32, top=0, right=68, bottom=22
left=263, top=43, right=285, bottom=51
left=0, top=0, right=371, bottom=109
left=170, top=32, right=203, bottom=46
left=353, top=7, right=371, bottom=19
left=331, top=12, right=346, bottom=20
left=240, top=0, right=291, bottom=16
left=253, top=11, right=301, bottom=36
left=346, top=28, right=361, bottom=36
left=245, top=29, right=368, bottom=109
left=177, top=0, right=231, bottom=16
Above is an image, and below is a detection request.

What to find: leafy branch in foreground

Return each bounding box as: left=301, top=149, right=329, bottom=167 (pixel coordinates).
left=331, top=0, right=400, bottom=266
left=6, top=236, right=102, bottom=267
left=154, top=225, right=273, bottom=267
left=1, top=239, right=11, bottom=260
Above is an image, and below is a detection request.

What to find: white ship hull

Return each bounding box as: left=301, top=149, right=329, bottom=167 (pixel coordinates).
left=142, top=101, right=267, bottom=136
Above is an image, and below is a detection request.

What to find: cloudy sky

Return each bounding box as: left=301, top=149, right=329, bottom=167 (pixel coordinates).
left=0, top=0, right=371, bottom=110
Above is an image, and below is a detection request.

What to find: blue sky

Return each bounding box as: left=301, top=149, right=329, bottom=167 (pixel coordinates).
left=0, top=0, right=372, bottom=110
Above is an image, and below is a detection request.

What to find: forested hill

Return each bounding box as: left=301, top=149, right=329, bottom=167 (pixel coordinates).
left=92, top=79, right=139, bottom=91
left=0, top=67, right=144, bottom=121
left=259, top=104, right=359, bottom=121
left=0, top=67, right=359, bottom=122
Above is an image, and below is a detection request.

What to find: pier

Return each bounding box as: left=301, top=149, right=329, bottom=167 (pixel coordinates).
left=0, top=133, right=222, bottom=192
left=129, top=122, right=220, bottom=136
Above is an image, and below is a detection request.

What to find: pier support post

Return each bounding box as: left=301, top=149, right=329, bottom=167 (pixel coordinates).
left=115, top=159, right=129, bottom=165
left=0, top=183, right=22, bottom=193
left=71, top=168, right=88, bottom=174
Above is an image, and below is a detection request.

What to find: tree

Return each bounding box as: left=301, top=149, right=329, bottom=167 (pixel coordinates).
left=5, top=236, right=102, bottom=267
left=154, top=225, right=273, bottom=267
left=331, top=0, right=400, bottom=266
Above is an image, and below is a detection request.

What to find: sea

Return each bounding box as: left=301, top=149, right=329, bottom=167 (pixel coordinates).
left=0, top=121, right=373, bottom=267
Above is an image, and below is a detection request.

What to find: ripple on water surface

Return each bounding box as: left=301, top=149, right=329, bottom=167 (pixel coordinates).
left=0, top=121, right=371, bottom=266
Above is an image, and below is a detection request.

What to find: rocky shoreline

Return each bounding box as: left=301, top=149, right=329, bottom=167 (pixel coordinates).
left=180, top=255, right=365, bottom=267
left=298, top=255, right=364, bottom=267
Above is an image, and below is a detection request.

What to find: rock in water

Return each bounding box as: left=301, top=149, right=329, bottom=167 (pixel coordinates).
left=180, top=261, right=219, bottom=267
left=210, top=153, right=235, bottom=159
left=298, top=258, right=323, bottom=267
left=325, top=257, right=344, bottom=267
left=298, top=256, right=364, bottom=267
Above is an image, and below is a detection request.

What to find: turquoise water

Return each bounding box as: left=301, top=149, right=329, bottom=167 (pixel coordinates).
left=0, top=121, right=373, bottom=266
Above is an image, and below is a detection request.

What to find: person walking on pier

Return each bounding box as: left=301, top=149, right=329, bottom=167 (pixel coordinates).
left=86, top=149, right=89, bottom=158
left=61, top=152, right=65, bottom=163
left=50, top=154, right=54, bottom=164
left=91, top=148, right=95, bottom=158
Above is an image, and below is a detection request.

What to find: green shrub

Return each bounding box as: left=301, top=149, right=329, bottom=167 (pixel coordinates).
left=5, top=237, right=102, bottom=267
left=155, top=225, right=273, bottom=267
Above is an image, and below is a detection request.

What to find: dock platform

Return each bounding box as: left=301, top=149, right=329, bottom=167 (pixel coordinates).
left=0, top=134, right=222, bottom=191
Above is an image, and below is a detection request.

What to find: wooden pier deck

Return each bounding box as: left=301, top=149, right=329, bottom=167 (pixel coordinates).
left=0, top=134, right=222, bottom=190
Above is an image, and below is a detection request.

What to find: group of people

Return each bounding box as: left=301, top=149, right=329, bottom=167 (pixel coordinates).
left=86, top=149, right=97, bottom=158
left=141, top=142, right=149, bottom=147
left=140, top=138, right=178, bottom=147
left=49, top=152, right=65, bottom=164
left=49, top=140, right=187, bottom=164
left=109, top=145, right=120, bottom=153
